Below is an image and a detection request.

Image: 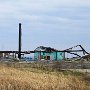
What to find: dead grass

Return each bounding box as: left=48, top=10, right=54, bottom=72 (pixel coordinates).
left=0, top=63, right=90, bottom=90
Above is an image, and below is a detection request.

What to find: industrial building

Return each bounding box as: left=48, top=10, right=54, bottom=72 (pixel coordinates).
left=34, top=46, right=64, bottom=60
left=0, top=23, right=89, bottom=61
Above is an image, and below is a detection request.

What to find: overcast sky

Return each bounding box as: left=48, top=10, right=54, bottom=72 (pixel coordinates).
left=0, top=0, right=90, bottom=52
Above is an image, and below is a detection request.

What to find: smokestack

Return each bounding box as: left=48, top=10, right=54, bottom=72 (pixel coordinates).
left=18, top=23, right=22, bottom=59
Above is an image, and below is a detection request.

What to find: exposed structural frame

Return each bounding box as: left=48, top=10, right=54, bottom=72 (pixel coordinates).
left=64, top=45, right=89, bottom=58
left=0, top=45, right=89, bottom=60
left=0, top=23, right=89, bottom=60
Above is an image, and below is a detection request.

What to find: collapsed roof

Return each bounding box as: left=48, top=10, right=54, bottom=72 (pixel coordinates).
left=34, top=46, right=57, bottom=52
left=34, top=45, right=89, bottom=58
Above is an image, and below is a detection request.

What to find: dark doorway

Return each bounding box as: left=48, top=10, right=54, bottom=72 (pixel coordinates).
left=46, top=56, right=50, bottom=60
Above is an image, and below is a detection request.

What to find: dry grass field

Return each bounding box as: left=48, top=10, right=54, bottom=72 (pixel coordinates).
left=0, top=63, right=90, bottom=90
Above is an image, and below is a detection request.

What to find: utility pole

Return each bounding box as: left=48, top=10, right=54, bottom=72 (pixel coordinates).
left=18, top=23, right=22, bottom=59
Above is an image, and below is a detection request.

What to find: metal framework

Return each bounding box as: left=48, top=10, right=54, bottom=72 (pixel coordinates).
left=64, top=45, right=89, bottom=57
left=0, top=23, right=89, bottom=60
left=0, top=45, right=89, bottom=60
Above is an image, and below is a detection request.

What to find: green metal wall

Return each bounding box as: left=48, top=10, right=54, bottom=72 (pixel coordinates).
left=53, top=52, right=63, bottom=60
left=34, top=52, right=64, bottom=60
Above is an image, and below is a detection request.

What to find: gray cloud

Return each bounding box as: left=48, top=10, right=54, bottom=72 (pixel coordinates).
left=0, top=0, right=90, bottom=51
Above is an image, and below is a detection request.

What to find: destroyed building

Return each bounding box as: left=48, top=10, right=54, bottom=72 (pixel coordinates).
left=34, top=46, right=64, bottom=60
